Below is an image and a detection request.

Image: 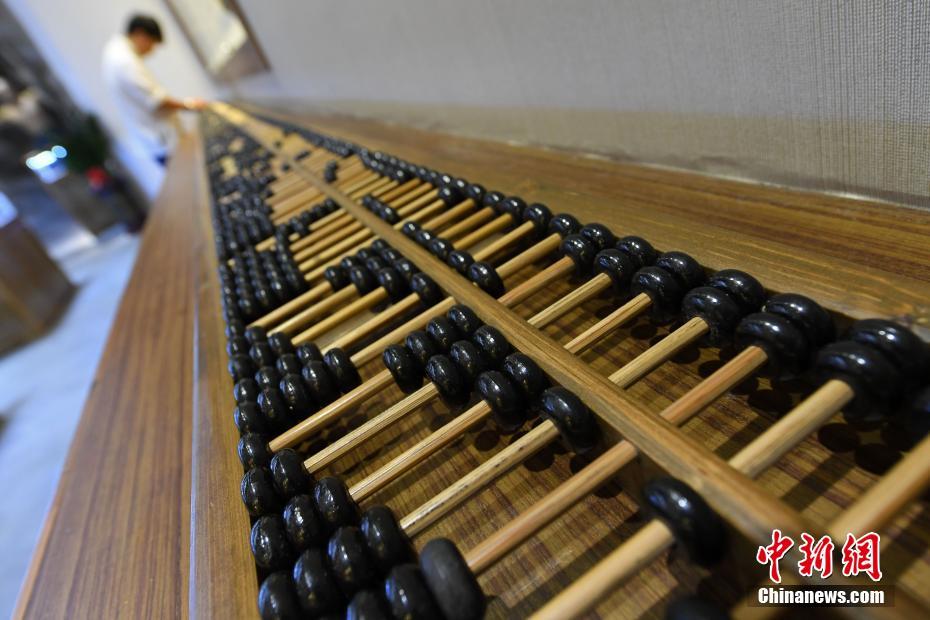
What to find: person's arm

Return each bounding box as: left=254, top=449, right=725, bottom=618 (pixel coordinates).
left=157, top=97, right=206, bottom=112
left=116, top=56, right=205, bottom=112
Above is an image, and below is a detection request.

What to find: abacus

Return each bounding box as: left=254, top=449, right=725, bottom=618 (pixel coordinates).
left=17, top=102, right=930, bottom=619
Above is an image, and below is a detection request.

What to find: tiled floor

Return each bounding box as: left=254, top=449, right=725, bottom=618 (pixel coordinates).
left=0, top=230, right=139, bottom=617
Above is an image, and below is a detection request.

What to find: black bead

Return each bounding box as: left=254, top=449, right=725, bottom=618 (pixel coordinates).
left=735, top=312, right=809, bottom=378
left=284, top=494, right=326, bottom=551
left=426, top=316, right=461, bottom=352
left=268, top=332, right=296, bottom=357
left=246, top=325, right=268, bottom=343
left=360, top=505, right=413, bottom=574
left=539, top=387, right=599, bottom=454
left=226, top=319, right=247, bottom=339
left=259, top=385, right=293, bottom=432
left=477, top=370, right=524, bottom=431
left=903, top=387, right=930, bottom=442
left=466, top=183, right=485, bottom=205
left=762, top=293, right=834, bottom=349
left=814, top=341, right=900, bottom=421
left=642, top=477, right=727, bottom=567
left=241, top=466, right=283, bottom=517
left=302, top=360, right=339, bottom=406
left=383, top=344, right=425, bottom=394
left=499, top=196, right=526, bottom=220
left=276, top=353, right=303, bottom=376
left=502, top=353, right=548, bottom=402
left=383, top=564, right=443, bottom=620
left=251, top=516, right=296, bottom=570
left=616, top=235, right=657, bottom=270
left=449, top=340, right=490, bottom=384
left=250, top=341, right=277, bottom=368
left=376, top=267, right=409, bottom=303
left=349, top=266, right=378, bottom=295
left=846, top=319, right=928, bottom=390
left=419, top=538, right=486, bottom=620
left=229, top=354, right=256, bottom=383
left=559, top=234, right=597, bottom=274
left=447, top=250, right=475, bottom=276
left=547, top=213, right=581, bottom=238
left=471, top=324, right=512, bottom=366
left=401, top=221, right=421, bottom=239
left=235, top=402, right=267, bottom=435
left=467, top=261, right=506, bottom=297
left=295, top=342, right=323, bottom=364
left=323, top=347, right=362, bottom=393
left=280, top=373, right=314, bottom=418
left=438, top=186, right=463, bottom=206
left=705, top=270, right=765, bottom=315
left=293, top=548, right=345, bottom=615
left=680, top=286, right=744, bottom=345
left=323, top=265, right=350, bottom=291
left=655, top=251, right=705, bottom=292
left=255, top=365, right=282, bottom=391
left=379, top=248, right=403, bottom=264
left=347, top=590, right=391, bottom=620
left=271, top=448, right=314, bottom=498
left=327, top=526, right=379, bottom=596
left=579, top=223, right=617, bottom=251
left=239, top=433, right=273, bottom=469
left=413, top=229, right=435, bottom=248
left=234, top=378, right=261, bottom=404
left=425, top=354, right=470, bottom=405
left=401, top=331, right=439, bottom=370
left=227, top=335, right=250, bottom=357
left=410, top=273, right=443, bottom=306
left=594, top=249, right=636, bottom=297
left=370, top=239, right=390, bottom=252
left=313, top=476, right=360, bottom=532
left=341, top=256, right=362, bottom=271
left=428, top=237, right=454, bottom=262
left=365, top=256, right=388, bottom=273
left=523, top=203, right=553, bottom=238
left=258, top=572, right=303, bottom=620
left=482, top=190, right=505, bottom=211
left=447, top=305, right=482, bottom=336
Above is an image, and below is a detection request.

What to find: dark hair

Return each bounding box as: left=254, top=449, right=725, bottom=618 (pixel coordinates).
left=126, top=14, right=163, bottom=42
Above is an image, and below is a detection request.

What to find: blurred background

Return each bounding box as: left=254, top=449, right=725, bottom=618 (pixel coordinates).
left=0, top=0, right=927, bottom=616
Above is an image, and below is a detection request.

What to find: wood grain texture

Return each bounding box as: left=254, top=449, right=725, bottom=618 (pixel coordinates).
left=14, top=135, right=199, bottom=619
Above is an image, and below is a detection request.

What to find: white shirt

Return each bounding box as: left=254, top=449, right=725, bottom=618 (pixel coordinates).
left=102, top=35, right=179, bottom=157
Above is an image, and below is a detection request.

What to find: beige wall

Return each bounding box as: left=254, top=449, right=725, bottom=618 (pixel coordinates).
left=231, top=1, right=930, bottom=207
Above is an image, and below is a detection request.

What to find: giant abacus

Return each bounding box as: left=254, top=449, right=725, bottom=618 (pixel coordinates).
left=18, top=102, right=930, bottom=619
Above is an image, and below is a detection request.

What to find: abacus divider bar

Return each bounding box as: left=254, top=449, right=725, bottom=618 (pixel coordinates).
left=250, top=281, right=331, bottom=329
left=293, top=287, right=388, bottom=344
left=400, top=421, right=561, bottom=536
left=349, top=400, right=493, bottom=501
left=304, top=383, right=441, bottom=473
left=607, top=316, right=709, bottom=387
left=530, top=521, right=674, bottom=620
left=273, top=286, right=358, bottom=337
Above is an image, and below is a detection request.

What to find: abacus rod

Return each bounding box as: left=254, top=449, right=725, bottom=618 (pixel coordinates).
left=250, top=281, right=331, bottom=329
left=419, top=200, right=476, bottom=232
left=386, top=183, right=433, bottom=209
left=528, top=272, right=613, bottom=328
left=453, top=214, right=514, bottom=249
left=472, top=221, right=535, bottom=262
left=293, top=287, right=390, bottom=344
left=607, top=316, right=709, bottom=387
left=378, top=179, right=424, bottom=203
left=272, top=286, right=358, bottom=336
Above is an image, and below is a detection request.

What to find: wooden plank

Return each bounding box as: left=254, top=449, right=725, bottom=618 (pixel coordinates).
left=13, top=135, right=199, bottom=619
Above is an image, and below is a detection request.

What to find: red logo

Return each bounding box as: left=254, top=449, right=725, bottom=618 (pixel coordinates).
left=756, top=531, right=882, bottom=583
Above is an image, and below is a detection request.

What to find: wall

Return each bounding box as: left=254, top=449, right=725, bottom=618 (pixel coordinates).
left=4, top=0, right=218, bottom=198
left=231, top=0, right=930, bottom=208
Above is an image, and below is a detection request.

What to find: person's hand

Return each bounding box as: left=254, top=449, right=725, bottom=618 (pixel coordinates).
left=183, top=97, right=208, bottom=111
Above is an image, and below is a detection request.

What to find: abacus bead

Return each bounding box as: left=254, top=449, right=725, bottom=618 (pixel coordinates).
left=448, top=305, right=482, bottom=336
left=438, top=186, right=462, bottom=206
left=235, top=402, right=267, bottom=435
left=383, top=345, right=424, bottom=394
left=251, top=516, right=296, bottom=570
left=579, top=223, right=617, bottom=251
left=413, top=229, right=434, bottom=248
left=904, top=387, right=930, bottom=441
left=405, top=330, right=440, bottom=368
left=246, top=325, right=268, bottom=343
left=293, top=548, right=345, bottom=615
left=447, top=250, right=474, bottom=276
left=255, top=366, right=282, bottom=391
left=234, top=378, right=261, bottom=404
left=383, top=564, right=443, bottom=620
left=539, top=387, right=599, bottom=454
left=477, top=370, right=523, bottom=431
left=655, top=251, right=705, bottom=291
left=341, top=256, right=362, bottom=271
left=347, top=590, right=391, bottom=620
left=350, top=266, right=378, bottom=295
left=229, top=354, right=255, bottom=383
left=401, top=221, right=420, bottom=239
left=426, top=316, right=461, bottom=352
left=482, top=190, right=505, bottom=211
left=271, top=449, right=314, bottom=498
left=559, top=234, right=597, bottom=274
left=323, top=347, right=362, bottom=392
left=241, top=467, right=283, bottom=517
left=466, top=183, right=485, bottom=204
left=361, top=505, right=414, bottom=573
left=735, top=313, right=808, bottom=378
left=419, top=538, right=486, bottom=620
left=314, top=476, right=360, bottom=532
left=258, top=572, right=302, bottom=620
left=276, top=354, right=303, bottom=376
left=449, top=340, right=489, bottom=384
left=410, top=273, right=443, bottom=306
left=616, top=235, right=657, bottom=270
left=814, top=341, right=900, bottom=420
left=239, top=433, right=273, bottom=469
left=284, top=494, right=326, bottom=551
left=280, top=373, right=314, bottom=417
left=547, top=213, right=581, bottom=237
left=370, top=239, right=390, bottom=252
left=705, top=269, right=765, bottom=315
left=425, top=355, right=470, bottom=405
left=472, top=324, right=512, bottom=366
left=250, top=341, right=277, bottom=368
left=629, top=266, right=684, bottom=323
left=295, top=342, right=323, bottom=364
left=680, top=286, right=744, bottom=345
left=379, top=248, right=403, bottom=264
left=302, top=360, right=339, bottom=406
left=594, top=249, right=636, bottom=296
left=846, top=319, right=929, bottom=389
left=226, top=318, right=246, bottom=339
left=762, top=293, right=834, bottom=349
left=642, top=477, right=727, bottom=566
left=377, top=267, right=408, bottom=303
left=227, top=335, right=250, bottom=356
left=428, top=237, right=454, bottom=262
left=365, top=256, right=388, bottom=274
left=467, top=261, right=506, bottom=297
left=327, top=526, right=379, bottom=596
left=259, top=386, right=292, bottom=432
left=502, top=353, right=548, bottom=401
left=268, top=332, right=296, bottom=357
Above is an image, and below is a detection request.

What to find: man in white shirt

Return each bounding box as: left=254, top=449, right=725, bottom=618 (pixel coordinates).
left=102, top=14, right=205, bottom=166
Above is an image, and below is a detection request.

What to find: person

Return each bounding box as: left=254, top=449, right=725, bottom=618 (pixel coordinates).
left=102, top=14, right=206, bottom=166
